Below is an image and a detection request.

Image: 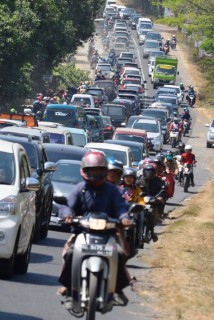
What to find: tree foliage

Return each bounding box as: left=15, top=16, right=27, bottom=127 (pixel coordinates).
left=0, top=0, right=104, bottom=104
left=159, top=0, right=214, bottom=53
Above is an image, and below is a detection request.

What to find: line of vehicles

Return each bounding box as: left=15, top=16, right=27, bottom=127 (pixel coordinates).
left=0, top=1, right=213, bottom=319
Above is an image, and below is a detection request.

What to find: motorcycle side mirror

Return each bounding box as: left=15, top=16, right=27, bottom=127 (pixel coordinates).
left=53, top=196, right=68, bottom=206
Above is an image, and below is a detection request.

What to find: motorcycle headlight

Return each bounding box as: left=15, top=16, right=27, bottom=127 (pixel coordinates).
left=0, top=196, right=16, bottom=216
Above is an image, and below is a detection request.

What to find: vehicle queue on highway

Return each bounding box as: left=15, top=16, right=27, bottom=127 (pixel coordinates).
left=0, top=1, right=204, bottom=319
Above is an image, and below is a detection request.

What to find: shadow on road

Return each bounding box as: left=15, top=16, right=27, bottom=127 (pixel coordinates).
left=12, top=272, right=58, bottom=286
left=30, top=252, right=53, bottom=264
left=0, top=312, right=42, bottom=320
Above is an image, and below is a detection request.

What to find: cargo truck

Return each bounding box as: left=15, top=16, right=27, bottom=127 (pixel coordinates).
left=151, top=57, right=179, bottom=89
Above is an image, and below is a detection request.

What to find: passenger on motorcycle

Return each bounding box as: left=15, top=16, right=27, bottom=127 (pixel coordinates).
left=181, top=145, right=196, bottom=186
left=121, top=167, right=145, bottom=248
left=107, top=157, right=123, bottom=186
left=137, top=163, right=166, bottom=241
left=164, top=151, right=178, bottom=175
left=58, top=151, right=131, bottom=305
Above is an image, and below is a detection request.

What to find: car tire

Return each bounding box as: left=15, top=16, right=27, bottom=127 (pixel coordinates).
left=0, top=232, right=19, bottom=279
left=207, top=142, right=211, bottom=148
left=15, top=230, right=33, bottom=274
left=33, top=211, right=42, bottom=243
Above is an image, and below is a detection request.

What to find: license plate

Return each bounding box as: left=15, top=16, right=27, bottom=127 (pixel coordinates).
left=82, top=244, right=113, bottom=256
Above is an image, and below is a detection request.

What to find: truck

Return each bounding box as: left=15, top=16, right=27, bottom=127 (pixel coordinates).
left=151, top=57, right=179, bottom=89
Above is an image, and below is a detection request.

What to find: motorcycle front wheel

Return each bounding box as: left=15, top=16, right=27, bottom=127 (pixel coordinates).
left=171, top=138, right=176, bottom=148
left=86, top=272, right=99, bottom=320
left=183, top=176, right=189, bottom=193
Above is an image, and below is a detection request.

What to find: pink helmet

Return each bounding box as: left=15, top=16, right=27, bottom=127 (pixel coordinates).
left=81, top=151, right=108, bottom=186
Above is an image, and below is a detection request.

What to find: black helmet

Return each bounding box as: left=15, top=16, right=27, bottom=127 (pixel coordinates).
left=178, top=141, right=185, bottom=149
left=123, top=167, right=137, bottom=179
left=143, top=164, right=156, bottom=180
left=156, top=153, right=165, bottom=163
left=153, top=157, right=162, bottom=166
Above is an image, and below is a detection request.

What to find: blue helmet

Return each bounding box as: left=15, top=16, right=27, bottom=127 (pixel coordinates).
left=107, top=157, right=123, bottom=174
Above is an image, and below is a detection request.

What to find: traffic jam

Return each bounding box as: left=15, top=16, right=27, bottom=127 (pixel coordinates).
left=0, top=1, right=204, bottom=320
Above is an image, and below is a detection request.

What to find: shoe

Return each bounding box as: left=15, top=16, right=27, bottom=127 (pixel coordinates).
left=114, top=291, right=129, bottom=306
left=64, top=296, right=73, bottom=310
left=191, top=182, right=195, bottom=187
left=57, top=287, right=68, bottom=296
left=151, top=233, right=158, bottom=242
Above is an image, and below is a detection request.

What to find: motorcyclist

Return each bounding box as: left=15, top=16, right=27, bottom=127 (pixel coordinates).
left=171, top=35, right=177, bottom=49
left=164, top=150, right=178, bottom=176
left=137, top=163, right=166, bottom=242
left=181, top=145, right=196, bottom=186
left=179, top=82, right=185, bottom=91
left=58, top=151, right=132, bottom=306
left=186, top=85, right=196, bottom=105
left=181, top=108, right=191, bottom=121
left=169, top=117, right=183, bottom=141
left=174, top=141, right=186, bottom=156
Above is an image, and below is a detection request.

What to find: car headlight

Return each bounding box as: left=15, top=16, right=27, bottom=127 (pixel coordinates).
left=0, top=196, right=16, bottom=216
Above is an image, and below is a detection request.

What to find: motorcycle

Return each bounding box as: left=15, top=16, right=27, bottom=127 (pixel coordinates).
left=187, top=93, right=196, bottom=107
left=163, top=44, right=169, bottom=55
left=55, top=196, right=122, bottom=319
left=141, top=188, right=166, bottom=243
left=125, top=203, right=145, bottom=252
left=183, top=163, right=196, bottom=192
left=170, top=40, right=176, bottom=50
left=169, top=128, right=180, bottom=148
left=182, top=119, right=190, bottom=136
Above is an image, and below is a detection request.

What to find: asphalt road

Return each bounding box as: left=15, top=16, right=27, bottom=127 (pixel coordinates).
left=0, top=23, right=213, bottom=320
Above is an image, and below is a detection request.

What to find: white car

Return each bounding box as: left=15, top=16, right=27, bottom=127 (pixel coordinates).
left=95, top=63, right=114, bottom=79
left=164, top=85, right=182, bottom=104
left=148, top=60, right=155, bottom=77
left=132, top=118, right=163, bottom=151
left=0, top=140, right=39, bottom=278
left=206, top=118, right=214, bottom=148
left=84, top=142, right=134, bottom=167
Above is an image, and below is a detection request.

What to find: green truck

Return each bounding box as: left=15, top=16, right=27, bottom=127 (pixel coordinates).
left=151, top=57, right=179, bottom=89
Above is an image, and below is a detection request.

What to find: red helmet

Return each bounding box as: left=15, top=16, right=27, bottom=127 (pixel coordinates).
left=81, top=151, right=108, bottom=186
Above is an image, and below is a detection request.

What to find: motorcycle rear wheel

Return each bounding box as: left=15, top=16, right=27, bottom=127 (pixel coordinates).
left=86, top=272, right=99, bottom=320
left=171, top=138, right=176, bottom=148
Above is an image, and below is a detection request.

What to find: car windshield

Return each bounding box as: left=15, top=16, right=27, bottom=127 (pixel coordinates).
left=52, top=163, right=82, bottom=184
left=156, top=65, right=176, bottom=75
left=94, top=81, right=113, bottom=89
left=123, top=79, right=140, bottom=85
left=49, top=133, right=65, bottom=144
left=91, top=148, right=127, bottom=165
left=143, top=111, right=166, bottom=121
left=21, top=143, right=38, bottom=169
left=157, top=97, right=177, bottom=105
left=150, top=51, right=164, bottom=58
left=145, top=41, right=159, bottom=48
left=120, top=53, right=134, bottom=59
left=133, top=122, right=159, bottom=133
left=46, top=108, right=76, bottom=127
left=125, top=85, right=139, bottom=91
left=97, top=65, right=111, bottom=71
left=115, top=133, right=145, bottom=144
left=0, top=151, right=15, bottom=185
left=139, top=23, right=152, bottom=29
left=105, top=107, right=123, bottom=116
left=147, top=33, right=161, bottom=40
left=71, top=133, right=86, bottom=147
left=129, top=146, right=141, bottom=161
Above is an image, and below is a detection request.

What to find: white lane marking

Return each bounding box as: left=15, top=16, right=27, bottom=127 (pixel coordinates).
left=131, top=34, right=147, bottom=98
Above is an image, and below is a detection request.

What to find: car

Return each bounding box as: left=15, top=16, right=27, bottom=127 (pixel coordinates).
left=37, top=126, right=74, bottom=145
left=138, top=29, right=151, bottom=45
left=67, top=127, right=89, bottom=147
left=142, top=108, right=170, bottom=143
left=119, top=52, right=135, bottom=61
left=85, top=87, right=109, bottom=104
left=0, top=126, right=50, bottom=143
left=104, top=139, right=146, bottom=167
left=93, top=80, right=117, bottom=101
left=0, top=119, right=27, bottom=128
left=111, top=98, right=134, bottom=118
left=0, top=134, right=57, bottom=241
left=84, top=142, right=134, bottom=167
left=102, top=115, right=115, bottom=139
left=155, top=87, right=177, bottom=100
left=164, top=85, right=182, bottom=104
left=43, top=143, right=88, bottom=163
left=156, top=94, right=179, bottom=113
left=127, top=115, right=156, bottom=128
left=121, top=7, right=136, bottom=19
left=102, top=103, right=128, bottom=127
left=112, top=127, right=150, bottom=156
left=142, top=40, right=160, bottom=58
left=49, top=159, right=83, bottom=227
left=132, top=118, right=163, bottom=152
left=0, top=140, right=39, bottom=278
left=145, top=31, right=163, bottom=47
left=95, top=63, right=115, bottom=79
left=117, top=92, right=140, bottom=113
left=120, top=66, right=141, bottom=79
left=206, top=118, right=214, bottom=148
left=71, top=93, right=98, bottom=108
left=113, top=42, right=129, bottom=55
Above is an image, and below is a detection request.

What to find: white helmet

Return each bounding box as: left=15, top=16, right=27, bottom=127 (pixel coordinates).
left=185, top=145, right=192, bottom=150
